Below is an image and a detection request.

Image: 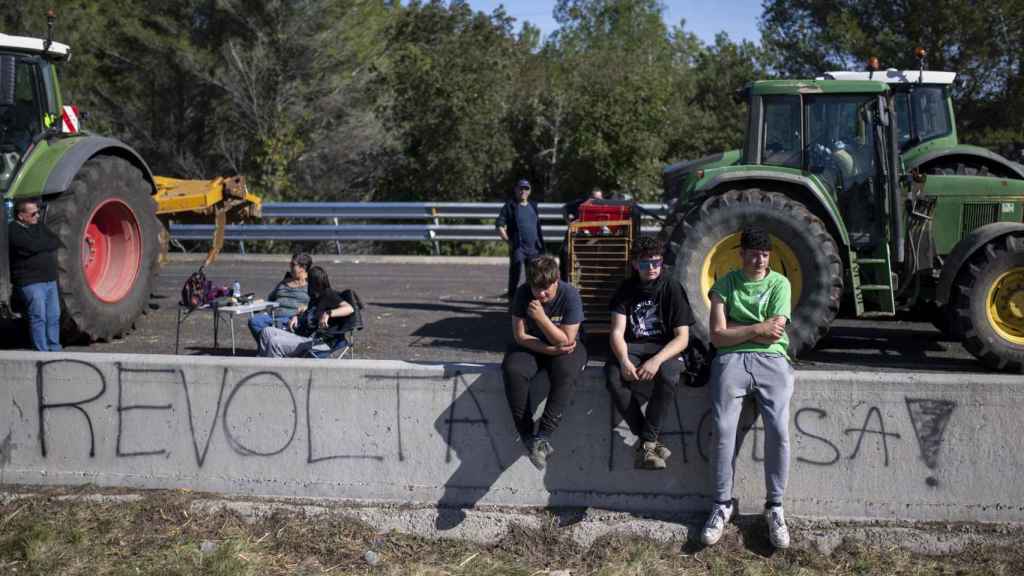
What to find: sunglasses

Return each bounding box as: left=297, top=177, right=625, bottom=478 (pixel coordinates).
left=22, top=210, right=40, bottom=217
left=637, top=259, right=663, bottom=271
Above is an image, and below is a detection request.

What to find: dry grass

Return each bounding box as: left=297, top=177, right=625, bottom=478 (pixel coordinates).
left=0, top=488, right=1021, bottom=575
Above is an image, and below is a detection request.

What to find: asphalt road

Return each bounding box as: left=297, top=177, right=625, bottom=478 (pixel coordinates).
left=6, top=255, right=989, bottom=373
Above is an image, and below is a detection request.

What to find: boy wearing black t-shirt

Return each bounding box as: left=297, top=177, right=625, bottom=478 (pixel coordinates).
left=605, top=236, right=694, bottom=469
left=503, top=255, right=587, bottom=471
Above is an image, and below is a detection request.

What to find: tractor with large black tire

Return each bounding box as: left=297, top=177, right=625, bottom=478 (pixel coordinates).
left=660, top=76, right=1024, bottom=372
left=1, top=20, right=259, bottom=345
left=0, top=27, right=163, bottom=343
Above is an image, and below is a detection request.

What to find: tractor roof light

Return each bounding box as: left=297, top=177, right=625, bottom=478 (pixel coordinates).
left=867, top=57, right=880, bottom=80
left=44, top=10, right=56, bottom=54
left=915, top=47, right=927, bottom=82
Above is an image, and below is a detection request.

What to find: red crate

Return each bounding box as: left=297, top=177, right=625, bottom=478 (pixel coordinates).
left=576, top=199, right=633, bottom=236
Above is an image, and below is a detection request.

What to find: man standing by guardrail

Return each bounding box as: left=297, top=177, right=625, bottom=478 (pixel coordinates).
left=496, top=180, right=544, bottom=300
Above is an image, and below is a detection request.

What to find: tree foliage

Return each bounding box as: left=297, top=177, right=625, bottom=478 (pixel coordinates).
left=761, top=0, right=1024, bottom=152
left=7, top=0, right=1023, bottom=204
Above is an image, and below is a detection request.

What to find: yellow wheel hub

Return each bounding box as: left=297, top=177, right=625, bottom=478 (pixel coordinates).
left=986, top=267, right=1024, bottom=345
left=700, top=232, right=803, bottom=307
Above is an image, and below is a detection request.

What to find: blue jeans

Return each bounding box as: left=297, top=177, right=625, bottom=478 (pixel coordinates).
left=16, top=281, right=62, bottom=352
left=248, top=312, right=293, bottom=341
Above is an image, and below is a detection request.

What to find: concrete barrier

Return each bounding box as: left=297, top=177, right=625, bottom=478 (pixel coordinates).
left=1, top=351, right=1023, bottom=526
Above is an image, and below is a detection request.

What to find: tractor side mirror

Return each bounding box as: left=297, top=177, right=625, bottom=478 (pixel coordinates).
left=0, top=56, right=15, bottom=106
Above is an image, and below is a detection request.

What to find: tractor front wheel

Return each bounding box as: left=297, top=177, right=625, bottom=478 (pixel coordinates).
left=670, top=188, right=843, bottom=357
left=47, top=156, right=160, bottom=342
left=952, top=233, right=1024, bottom=372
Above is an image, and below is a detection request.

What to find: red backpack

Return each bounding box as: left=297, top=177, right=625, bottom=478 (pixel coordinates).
left=180, top=269, right=212, bottom=310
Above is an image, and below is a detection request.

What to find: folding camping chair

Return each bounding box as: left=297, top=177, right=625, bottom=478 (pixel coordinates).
left=306, top=289, right=364, bottom=359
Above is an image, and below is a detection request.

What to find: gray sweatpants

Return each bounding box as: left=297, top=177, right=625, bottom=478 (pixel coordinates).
left=709, top=352, right=794, bottom=504
left=258, top=326, right=314, bottom=358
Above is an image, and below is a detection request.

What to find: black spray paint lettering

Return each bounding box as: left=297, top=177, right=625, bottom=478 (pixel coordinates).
left=36, top=361, right=397, bottom=465
left=36, top=359, right=106, bottom=458
left=905, top=398, right=956, bottom=487
left=444, top=371, right=504, bottom=469
left=222, top=371, right=297, bottom=457
left=306, top=372, right=385, bottom=463
left=180, top=367, right=228, bottom=467
left=30, top=359, right=956, bottom=483
left=844, top=406, right=901, bottom=467
left=116, top=364, right=173, bottom=457
left=794, top=407, right=841, bottom=466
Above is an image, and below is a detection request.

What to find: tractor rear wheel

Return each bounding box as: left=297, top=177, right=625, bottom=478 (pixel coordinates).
left=952, top=233, right=1024, bottom=372
left=47, top=155, right=160, bottom=342
left=669, top=188, right=843, bottom=357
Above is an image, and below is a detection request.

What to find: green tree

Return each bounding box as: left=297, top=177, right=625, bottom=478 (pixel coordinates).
left=547, top=0, right=678, bottom=200
left=375, top=0, right=527, bottom=202
left=665, top=31, right=765, bottom=164
left=760, top=0, right=1024, bottom=149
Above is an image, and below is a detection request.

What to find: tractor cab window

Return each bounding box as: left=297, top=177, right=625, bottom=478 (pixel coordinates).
left=805, top=94, right=882, bottom=246
left=0, top=57, right=44, bottom=190
left=761, top=95, right=801, bottom=168
left=893, top=85, right=952, bottom=150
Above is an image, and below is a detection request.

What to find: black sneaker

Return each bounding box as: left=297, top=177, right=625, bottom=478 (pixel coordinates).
left=529, top=437, right=554, bottom=470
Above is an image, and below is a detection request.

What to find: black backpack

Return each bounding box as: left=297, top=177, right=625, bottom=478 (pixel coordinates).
left=682, top=336, right=715, bottom=388
left=180, top=268, right=212, bottom=310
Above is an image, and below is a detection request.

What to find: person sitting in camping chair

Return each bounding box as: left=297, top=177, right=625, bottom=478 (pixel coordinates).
left=258, top=266, right=363, bottom=358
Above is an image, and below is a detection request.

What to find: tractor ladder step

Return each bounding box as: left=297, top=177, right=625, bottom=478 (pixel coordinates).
left=851, top=244, right=896, bottom=317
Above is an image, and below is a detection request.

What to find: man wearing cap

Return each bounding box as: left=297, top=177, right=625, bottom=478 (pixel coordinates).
left=496, top=179, right=545, bottom=299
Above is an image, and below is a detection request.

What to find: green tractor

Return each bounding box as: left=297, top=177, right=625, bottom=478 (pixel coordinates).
left=822, top=62, right=1024, bottom=180
left=1, top=19, right=163, bottom=342
left=661, top=76, right=1024, bottom=372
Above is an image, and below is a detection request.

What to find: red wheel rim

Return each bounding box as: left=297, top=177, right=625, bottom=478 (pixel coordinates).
left=81, top=199, right=142, bottom=303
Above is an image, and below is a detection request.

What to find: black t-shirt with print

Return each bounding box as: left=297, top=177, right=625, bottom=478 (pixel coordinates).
left=511, top=280, right=584, bottom=345
left=610, top=276, right=695, bottom=344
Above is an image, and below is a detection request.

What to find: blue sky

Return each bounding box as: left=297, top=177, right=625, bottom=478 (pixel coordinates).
left=464, top=0, right=763, bottom=45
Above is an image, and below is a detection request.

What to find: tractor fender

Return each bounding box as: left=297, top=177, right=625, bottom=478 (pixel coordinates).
left=908, top=144, right=1024, bottom=179
left=43, top=136, right=155, bottom=195
left=935, top=221, right=1024, bottom=306
left=695, top=170, right=851, bottom=247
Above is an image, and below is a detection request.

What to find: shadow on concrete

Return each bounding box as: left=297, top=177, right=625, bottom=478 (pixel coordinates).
left=803, top=324, right=981, bottom=372
left=432, top=353, right=768, bottom=535
left=432, top=363, right=535, bottom=530
left=433, top=361, right=608, bottom=531
left=375, top=299, right=510, bottom=354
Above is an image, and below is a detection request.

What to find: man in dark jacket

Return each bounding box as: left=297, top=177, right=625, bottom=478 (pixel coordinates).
left=496, top=179, right=544, bottom=299
left=9, top=198, right=62, bottom=351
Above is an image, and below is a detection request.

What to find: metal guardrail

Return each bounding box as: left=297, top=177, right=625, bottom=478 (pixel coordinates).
left=258, top=202, right=666, bottom=220
left=169, top=202, right=669, bottom=244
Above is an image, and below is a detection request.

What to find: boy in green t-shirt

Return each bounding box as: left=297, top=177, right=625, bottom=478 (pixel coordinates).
left=700, top=226, right=794, bottom=550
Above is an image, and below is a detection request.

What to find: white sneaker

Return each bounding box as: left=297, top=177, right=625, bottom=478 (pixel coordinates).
left=700, top=502, right=733, bottom=546
left=765, top=506, right=790, bottom=548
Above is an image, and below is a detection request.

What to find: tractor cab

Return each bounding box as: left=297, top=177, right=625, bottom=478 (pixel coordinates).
left=820, top=69, right=957, bottom=154
left=744, top=80, right=900, bottom=253
left=820, top=54, right=1024, bottom=179
left=0, top=32, right=70, bottom=191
